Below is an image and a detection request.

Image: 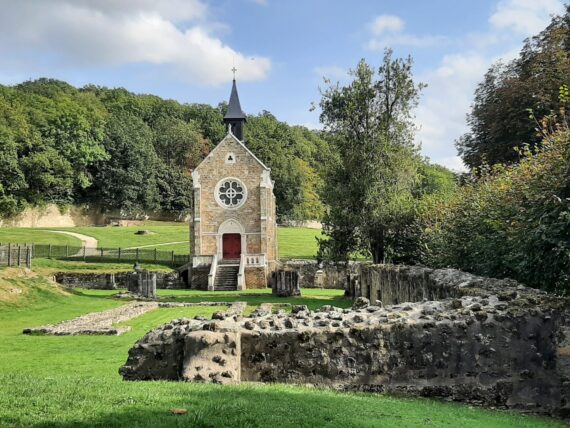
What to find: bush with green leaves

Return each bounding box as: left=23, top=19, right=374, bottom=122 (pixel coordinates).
left=422, top=119, right=569, bottom=293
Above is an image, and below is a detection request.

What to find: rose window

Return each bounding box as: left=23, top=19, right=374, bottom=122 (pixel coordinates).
left=216, top=179, right=246, bottom=208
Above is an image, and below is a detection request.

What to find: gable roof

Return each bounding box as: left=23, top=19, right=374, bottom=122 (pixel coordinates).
left=195, top=130, right=270, bottom=172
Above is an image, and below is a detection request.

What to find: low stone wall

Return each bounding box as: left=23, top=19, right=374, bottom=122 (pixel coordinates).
left=24, top=302, right=158, bottom=335
left=190, top=266, right=210, bottom=290
left=244, top=267, right=266, bottom=289
left=121, top=265, right=570, bottom=417
left=54, top=271, right=186, bottom=290
left=351, top=264, right=521, bottom=304
left=280, top=260, right=357, bottom=289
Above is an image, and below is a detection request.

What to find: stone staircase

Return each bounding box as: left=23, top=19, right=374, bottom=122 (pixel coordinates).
left=214, top=261, right=239, bottom=291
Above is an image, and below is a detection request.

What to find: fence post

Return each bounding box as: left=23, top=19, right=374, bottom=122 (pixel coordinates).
left=171, top=251, right=175, bottom=266
left=83, top=246, right=86, bottom=261
left=65, top=245, right=69, bottom=258
left=7, top=244, right=11, bottom=266
left=154, top=248, right=157, bottom=262
left=136, top=248, right=139, bottom=262
left=100, top=248, right=103, bottom=259
left=27, top=248, right=32, bottom=269
left=48, top=244, right=52, bottom=259
left=118, top=247, right=121, bottom=261
left=17, top=246, right=21, bottom=267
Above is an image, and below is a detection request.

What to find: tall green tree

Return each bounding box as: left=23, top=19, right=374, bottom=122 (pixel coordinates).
left=457, top=6, right=570, bottom=169
left=318, top=51, right=424, bottom=263
left=246, top=112, right=310, bottom=221
left=91, top=112, right=160, bottom=216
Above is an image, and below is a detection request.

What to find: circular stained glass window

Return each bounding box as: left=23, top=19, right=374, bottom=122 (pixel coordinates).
left=215, top=178, right=247, bottom=209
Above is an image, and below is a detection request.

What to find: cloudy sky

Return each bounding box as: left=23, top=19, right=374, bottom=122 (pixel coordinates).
left=0, top=0, right=565, bottom=170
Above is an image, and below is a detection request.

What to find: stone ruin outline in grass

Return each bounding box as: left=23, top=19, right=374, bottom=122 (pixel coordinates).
left=119, top=264, right=570, bottom=418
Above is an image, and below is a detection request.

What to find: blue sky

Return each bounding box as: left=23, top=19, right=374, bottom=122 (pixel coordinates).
left=0, top=0, right=565, bottom=170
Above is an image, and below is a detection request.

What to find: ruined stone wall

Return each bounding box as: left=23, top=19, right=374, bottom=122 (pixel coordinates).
left=280, top=260, right=357, bottom=289
left=54, top=271, right=186, bottom=290
left=121, top=265, right=570, bottom=417
left=354, top=265, right=464, bottom=304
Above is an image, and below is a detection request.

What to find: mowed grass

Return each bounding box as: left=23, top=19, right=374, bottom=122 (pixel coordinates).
left=156, top=287, right=351, bottom=311
left=0, top=274, right=565, bottom=427
left=32, top=258, right=175, bottom=274
left=71, top=225, right=190, bottom=251
left=278, top=227, right=321, bottom=259
left=0, top=228, right=81, bottom=246
left=0, top=224, right=323, bottom=259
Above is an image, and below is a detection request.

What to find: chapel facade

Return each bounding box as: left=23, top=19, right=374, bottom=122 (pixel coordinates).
left=189, top=79, right=278, bottom=290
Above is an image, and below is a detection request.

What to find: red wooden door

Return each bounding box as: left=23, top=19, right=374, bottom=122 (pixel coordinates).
left=222, top=234, right=241, bottom=259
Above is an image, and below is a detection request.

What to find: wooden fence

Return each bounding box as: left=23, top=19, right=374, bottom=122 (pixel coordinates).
left=0, top=243, right=189, bottom=268
left=0, top=244, right=32, bottom=268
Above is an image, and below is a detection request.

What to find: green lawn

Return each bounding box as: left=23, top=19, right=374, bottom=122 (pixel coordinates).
left=0, top=275, right=564, bottom=427
left=156, top=287, right=351, bottom=311
left=0, top=224, right=323, bottom=259
left=32, top=258, right=175, bottom=274
left=278, top=227, right=321, bottom=259
left=0, top=228, right=81, bottom=246
left=71, top=225, right=190, bottom=250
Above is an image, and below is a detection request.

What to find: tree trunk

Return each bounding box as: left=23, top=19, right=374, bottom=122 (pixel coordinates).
left=371, top=229, right=385, bottom=264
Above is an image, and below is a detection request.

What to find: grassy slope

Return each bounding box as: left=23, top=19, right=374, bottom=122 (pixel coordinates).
left=278, top=227, right=321, bottom=259
left=0, top=229, right=81, bottom=246
left=32, top=258, right=175, bottom=274
left=0, top=225, right=323, bottom=259
left=0, top=275, right=564, bottom=427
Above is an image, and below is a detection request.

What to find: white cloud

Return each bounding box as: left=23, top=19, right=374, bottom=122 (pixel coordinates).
left=413, top=0, right=565, bottom=170
left=369, top=15, right=405, bottom=35
left=366, top=14, right=449, bottom=50
left=367, top=34, right=449, bottom=49
left=490, top=0, right=564, bottom=36
left=437, top=156, right=467, bottom=172
left=0, top=0, right=271, bottom=85
left=415, top=53, right=489, bottom=162
left=313, top=65, right=348, bottom=81
left=301, top=121, right=323, bottom=131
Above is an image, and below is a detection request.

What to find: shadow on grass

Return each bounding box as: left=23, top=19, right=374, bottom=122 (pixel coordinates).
left=4, top=377, right=556, bottom=428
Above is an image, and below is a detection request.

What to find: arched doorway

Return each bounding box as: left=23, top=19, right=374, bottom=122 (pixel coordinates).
left=222, top=233, right=241, bottom=259
left=217, top=219, right=245, bottom=260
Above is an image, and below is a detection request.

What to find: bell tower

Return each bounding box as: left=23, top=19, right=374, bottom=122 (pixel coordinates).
left=223, top=71, right=246, bottom=141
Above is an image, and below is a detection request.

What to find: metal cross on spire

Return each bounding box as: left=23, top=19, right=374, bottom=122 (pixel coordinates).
left=231, top=66, right=237, bottom=80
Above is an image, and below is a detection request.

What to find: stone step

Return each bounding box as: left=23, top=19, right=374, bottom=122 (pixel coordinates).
left=214, top=286, right=237, bottom=291
left=214, top=265, right=238, bottom=290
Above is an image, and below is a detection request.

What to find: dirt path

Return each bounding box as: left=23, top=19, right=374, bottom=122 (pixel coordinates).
left=49, top=231, right=98, bottom=248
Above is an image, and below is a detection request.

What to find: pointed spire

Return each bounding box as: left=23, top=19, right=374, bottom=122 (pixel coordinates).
left=224, top=79, right=246, bottom=120
left=223, top=77, right=246, bottom=141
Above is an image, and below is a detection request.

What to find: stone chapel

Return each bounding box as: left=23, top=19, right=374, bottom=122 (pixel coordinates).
left=189, top=79, right=278, bottom=290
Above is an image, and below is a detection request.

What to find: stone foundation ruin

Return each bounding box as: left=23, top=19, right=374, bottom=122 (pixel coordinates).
left=120, top=264, right=570, bottom=417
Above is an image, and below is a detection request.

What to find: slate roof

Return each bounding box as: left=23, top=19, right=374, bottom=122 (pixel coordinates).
left=224, top=79, right=246, bottom=120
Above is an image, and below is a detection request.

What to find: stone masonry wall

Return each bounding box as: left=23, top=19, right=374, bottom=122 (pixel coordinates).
left=54, top=271, right=186, bottom=290
left=191, top=266, right=210, bottom=290
left=244, top=267, right=267, bottom=289
left=280, top=260, right=358, bottom=289
left=121, top=265, right=570, bottom=417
